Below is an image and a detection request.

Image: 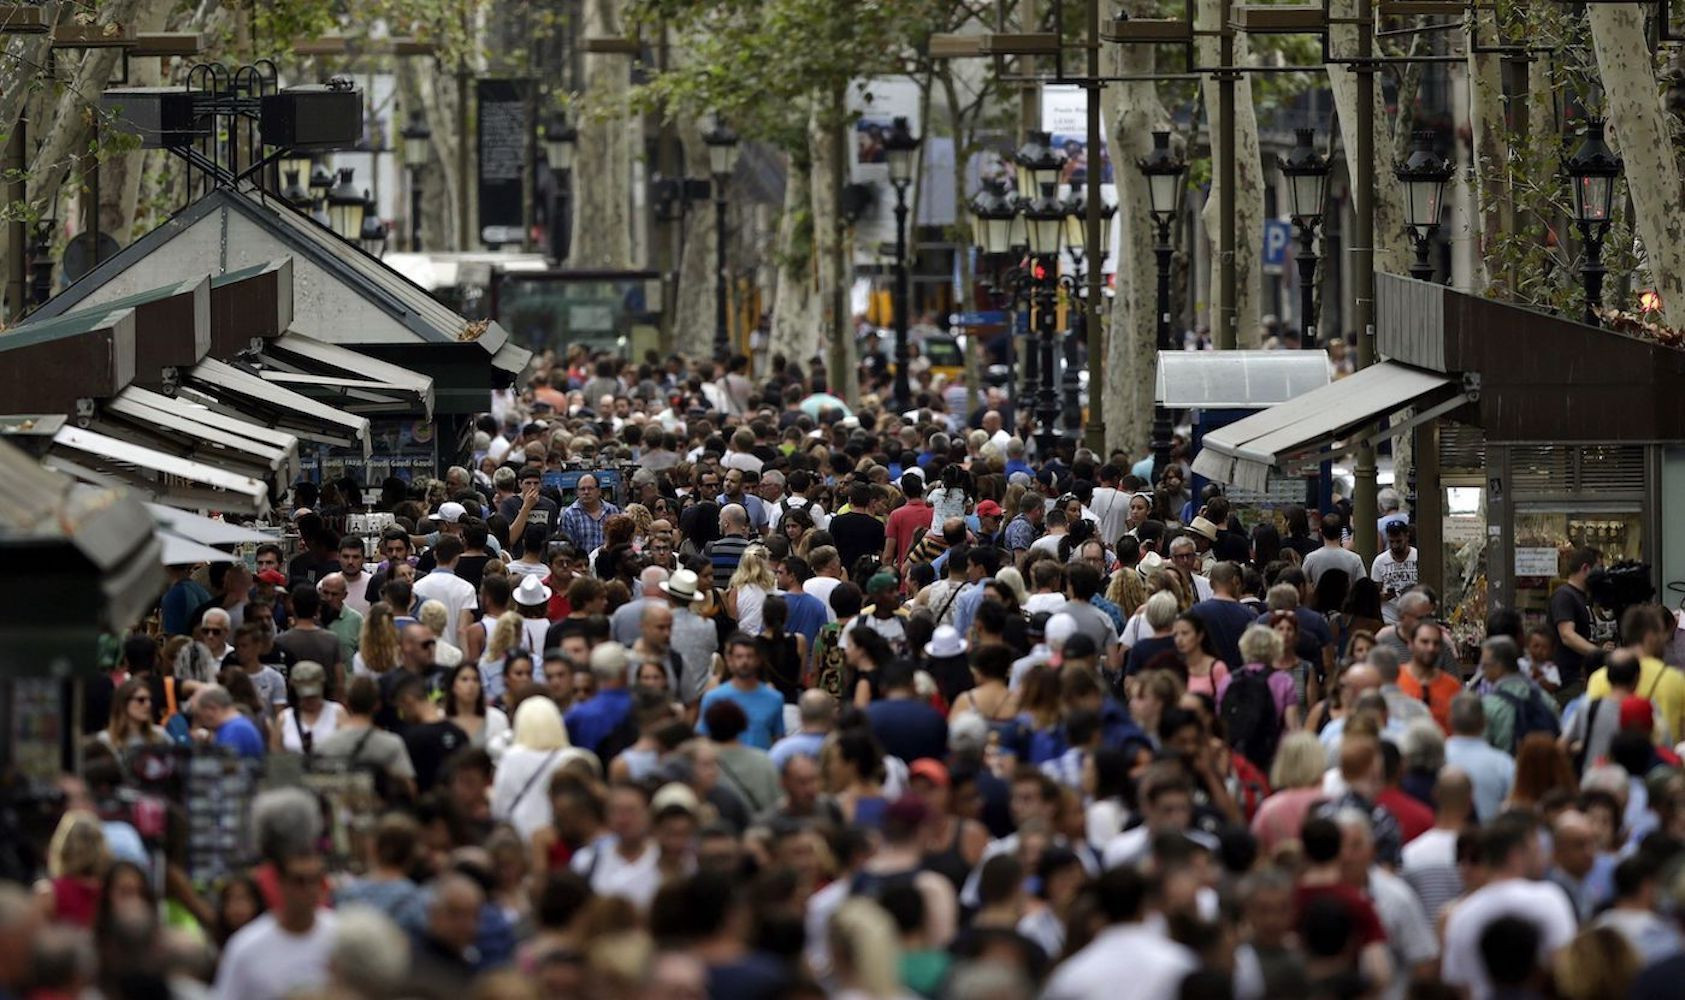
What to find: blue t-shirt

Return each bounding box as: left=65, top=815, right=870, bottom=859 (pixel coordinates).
left=161, top=578, right=211, bottom=636
left=782, top=591, right=829, bottom=652
left=564, top=688, right=634, bottom=754
left=215, top=714, right=265, bottom=758
left=697, top=683, right=786, bottom=749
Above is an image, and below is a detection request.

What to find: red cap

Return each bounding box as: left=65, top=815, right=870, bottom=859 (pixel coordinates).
left=255, top=568, right=288, bottom=586
left=908, top=758, right=950, bottom=788
left=1619, top=696, right=1655, bottom=733
left=975, top=500, right=1003, bottom=517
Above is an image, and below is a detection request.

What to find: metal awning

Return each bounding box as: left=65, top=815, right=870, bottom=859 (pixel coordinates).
left=145, top=503, right=273, bottom=546
left=97, top=386, right=301, bottom=485
left=44, top=425, right=272, bottom=515
left=1191, top=361, right=1477, bottom=491
left=177, top=358, right=372, bottom=454
left=490, top=339, right=533, bottom=380
left=156, top=530, right=240, bottom=566
left=255, top=332, right=435, bottom=418
left=1156, top=350, right=1331, bottom=408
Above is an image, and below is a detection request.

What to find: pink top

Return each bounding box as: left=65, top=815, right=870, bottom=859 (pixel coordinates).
left=1251, top=787, right=1326, bottom=854
left=1187, top=661, right=1231, bottom=703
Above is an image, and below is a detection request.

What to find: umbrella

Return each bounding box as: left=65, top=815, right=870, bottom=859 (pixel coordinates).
left=156, top=530, right=239, bottom=567
left=798, top=392, right=853, bottom=419
left=146, top=503, right=272, bottom=546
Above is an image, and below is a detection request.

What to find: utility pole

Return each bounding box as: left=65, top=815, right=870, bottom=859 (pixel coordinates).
left=1352, top=0, right=1378, bottom=563
left=1082, top=0, right=1106, bottom=453
left=1216, top=0, right=1237, bottom=349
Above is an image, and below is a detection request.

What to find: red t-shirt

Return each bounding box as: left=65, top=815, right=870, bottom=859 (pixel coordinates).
left=1377, top=787, right=1435, bottom=844
left=885, top=499, right=935, bottom=566
left=1294, top=882, right=1388, bottom=947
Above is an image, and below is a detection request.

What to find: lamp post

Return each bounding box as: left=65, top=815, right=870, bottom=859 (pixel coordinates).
left=400, top=109, right=430, bottom=251
left=1061, top=189, right=1113, bottom=431
left=308, top=160, right=335, bottom=227
left=281, top=168, right=312, bottom=208
left=883, top=116, right=920, bottom=414
left=1138, top=129, right=1186, bottom=484
left=969, top=178, right=1023, bottom=394
left=358, top=190, right=388, bottom=257
left=1395, top=130, right=1453, bottom=282
left=28, top=219, right=52, bottom=307
left=326, top=167, right=366, bottom=241
left=1014, top=131, right=1065, bottom=452
left=542, top=110, right=578, bottom=263
left=1564, top=118, right=1622, bottom=327
left=1279, top=127, right=1331, bottom=349
left=703, top=119, right=741, bottom=361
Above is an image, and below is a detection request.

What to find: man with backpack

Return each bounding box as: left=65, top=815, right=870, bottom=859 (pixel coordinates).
left=1477, top=635, right=1560, bottom=753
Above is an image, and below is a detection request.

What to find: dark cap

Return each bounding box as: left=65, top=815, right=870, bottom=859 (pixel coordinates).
left=1384, top=518, right=1409, bottom=535
left=1063, top=633, right=1099, bottom=659
left=1027, top=611, right=1052, bottom=638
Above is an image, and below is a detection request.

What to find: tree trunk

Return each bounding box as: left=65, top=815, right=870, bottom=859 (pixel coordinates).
left=1588, top=3, right=1685, bottom=328
left=1195, top=0, right=1265, bottom=348
left=673, top=115, right=717, bottom=360
left=98, top=0, right=175, bottom=245
left=1465, top=10, right=1509, bottom=296
left=812, top=96, right=856, bottom=403
left=769, top=144, right=818, bottom=365
left=401, top=59, right=463, bottom=251
left=569, top=0, right=634, bottom=268
left=1102, top=0, right=1168, bottom=458
left=1326, top=0, right=1410, bottom=275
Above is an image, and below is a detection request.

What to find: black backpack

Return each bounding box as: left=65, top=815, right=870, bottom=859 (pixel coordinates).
left=1221, top=667, right=1282, bottom=772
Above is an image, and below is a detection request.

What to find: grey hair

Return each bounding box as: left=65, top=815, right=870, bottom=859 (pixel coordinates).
left=493, top=466, right=517, bottom=490
left=1399, top=719, right=1446, bottom=771
left=1482, top=635, right=1521, bottom=674
left=1332, top=806, right=1374, bottom=836
left=250, top=787, right=322, bottom=864
left=191, top=684, right=232, bottom=711
left=720, top=503, right=749, bottom=528
left=944, top=960, right=1035, bottom=1000
left=330, top=906, right=410, bottom=996
left=1266, top=583, right=1300, bottom=612
left=1144, top=590, right=1180, bottom=631
left=1239, top=624, right=1283, bottom=665
left=1448, top=692, right=1486, bottom=737
left=948, top=711, right=988, bottom=755
left=1581, top=764, right=1630, bottom=801
left=1168, top=535, right=1198, bottom=555
left=1366, top=644, right=1401, bottom=682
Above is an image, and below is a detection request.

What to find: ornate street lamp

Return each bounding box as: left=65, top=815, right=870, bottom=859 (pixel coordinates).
left=1060, top=189, right=1113, bottom=430
left=281, top=168, right=311, bottom=208
left=969, top=179, right=1021, bottom=256
left=882, top=116, right=921, bottom=413
left=1138, top=129, right=1186, bottom=485
left=400, top=109, right=431, bottom=251
left=1279, top=127, right=1331, bottom=348
left=1564, top=118, right=1622, bottom=326
left=1395, top=130, right=1453, bottom=282
left=325, top=167, right=366, bottom=241
left=543, top=110, right=577, bottom=262
left=703, top=118, right=741, bottom=360
left=358, top=190, right=387, bottom=256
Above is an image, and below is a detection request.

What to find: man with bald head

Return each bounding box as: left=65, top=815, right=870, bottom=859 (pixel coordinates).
left=406, top=872, right=484, bottom=995
left=1376, top=590, right=1457, bottom=675
left=770, top=689, right=836, bottom=770
left=1402, top=765, right=1474, bottom=918
left=316, top=572, right=362, bottom=669
left=1318, top=663, right=1384, bottom=761
left=706, top=503, right=755, bottom=578
left=1545, top=809, right=1610, bottom=922
left=610, top=565, right=671, bottom=645
left=631, top=602, right=681, bottom=693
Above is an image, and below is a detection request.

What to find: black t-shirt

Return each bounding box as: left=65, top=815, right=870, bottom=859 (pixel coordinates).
left=829, top=512, right=886, bottom=574
left=1549, top=582, right=1592, bottom=683
left=1190, top=598, right=1262, bottom=669
left=1125, top=635, right=1179, bottom=676
left=454, top=554, right=492, bottom=594
left=403, top=719, right=468, bottom=793
left=866, top=698, right=950, bottom=763
left=286, top=553, right=340, bottom=587
left=497, top=494, right=559, bottom=535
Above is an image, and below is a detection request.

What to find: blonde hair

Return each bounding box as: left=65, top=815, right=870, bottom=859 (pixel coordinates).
left=623, top=503, right=653, bottom=539
left=47, top=810, right=108, bottom=879
left=828, top=899, right=902, bottom=999
left=418, top=599, right=449, bottom=636
left=1238, top=624, right=1284, bottom=666
left=359, top=602, right=400, bottom=673
left=512, top=697, right=570, bottom=751
left=1107, top=566, right=1147, bottom=618
left=487, top=611, right=524, bottom=661
left=728, top=546, right=777, bottom=593
left=1269, top=732, right=1327, bottom=790
left=1554, top=926, right=1639, bottom=1000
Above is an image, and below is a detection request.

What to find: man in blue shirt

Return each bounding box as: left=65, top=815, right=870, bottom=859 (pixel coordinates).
left=697, top=634, right=786, bottom=749
left=190, top=684, right=264, bottom=759
left=769, top=690, right=834, bottom=771
left=160, top=564, right=211, bottom=637
left=775, top=557, right=830, bottom=663
left=564, top=642, right=636, bottom=754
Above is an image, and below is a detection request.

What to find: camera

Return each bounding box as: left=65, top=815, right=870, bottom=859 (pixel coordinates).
left=1587, top=560, right=1655, bottom=613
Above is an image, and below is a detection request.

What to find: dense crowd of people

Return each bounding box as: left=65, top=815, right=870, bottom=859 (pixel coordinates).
left=11, top=345, right=1685, bottom=1000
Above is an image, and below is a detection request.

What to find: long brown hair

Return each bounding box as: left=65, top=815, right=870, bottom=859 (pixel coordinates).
left=1511, top=733, right=1578, bottom=808
left=106, top=678, right=162, bottom=746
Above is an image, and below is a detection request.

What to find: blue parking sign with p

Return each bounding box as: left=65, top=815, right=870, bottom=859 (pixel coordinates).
left=1263, top=219, right=1291, bottom=274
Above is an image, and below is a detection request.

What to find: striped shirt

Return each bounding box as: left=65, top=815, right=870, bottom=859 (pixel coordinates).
left=705, top=534, right=754, bottom=580
left=561, top=500, right=620, bottom=554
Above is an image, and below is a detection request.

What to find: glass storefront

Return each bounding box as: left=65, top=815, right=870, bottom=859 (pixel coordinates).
left=1511, top=508, right=1645, bottom=642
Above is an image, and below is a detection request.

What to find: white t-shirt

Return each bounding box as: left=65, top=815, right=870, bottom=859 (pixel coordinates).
left=1370, top=546, right=1420, bottom=625
left=804, top=576, right=842, bottom=620
left=1089, top=487, right=1130, bottom=547
left=277, top=702, right=345, bottom=754
left=1440, top=877, right=1577, bottom=1000
left=1025, top=593, right=1067, bottom=615
left=213, top=911, right=338, bottom=1000
left=412, top=569, right=479, bottom=647
left=573, top=837, right=662, bottom=910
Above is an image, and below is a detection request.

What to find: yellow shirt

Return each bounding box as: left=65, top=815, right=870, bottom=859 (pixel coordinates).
left=1586, top=655, right=1685, bottom=741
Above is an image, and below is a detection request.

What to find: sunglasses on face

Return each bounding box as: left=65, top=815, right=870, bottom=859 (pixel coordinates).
left=200, top=627, right=225, bottom=636
left=131, top=695, right=151, bottom=705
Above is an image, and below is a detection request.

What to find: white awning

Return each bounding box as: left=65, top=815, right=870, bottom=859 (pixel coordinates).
left=257, top=332, right=435, bottom=418
left=145, top=503, right=274, bottom=546
left=1191, top=362, right=1475, bottom=492
left=156, top=529, right=240, bottom=566
left=1156, top=350, right=1331, bottom=408
left=179, top=358, right=372, bottom=454
left=45, top=426, right=271, bottom=516
left=100, top=386, right=301, bottom=484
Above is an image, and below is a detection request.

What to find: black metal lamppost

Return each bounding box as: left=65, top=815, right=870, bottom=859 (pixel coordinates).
left=401, top=109, right=431, bottom=251
left=1060, top=188, right=1114, bottom=431
left=1138, top=129, right=1186, bottom=484
left=325, top=167, right=366, bottom=242
left=1279, top=127, right=1331, bottom=349
left=1563, top=118, right=1622, bottom=327
left=543, top=110, right=577, bottom=263
left=308, top=159, right=335, bottom=227
left=1396, top=130, right=1453, bottom=282
left=703, top=119, right=741, bottom=361
left=1015, top=130, right=1067, bottom=457
left=968, top=177, right=1023, bottom=393
left=882, top=116, right=921, bottom=414
left=358, top=190, right=388, bottom=257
